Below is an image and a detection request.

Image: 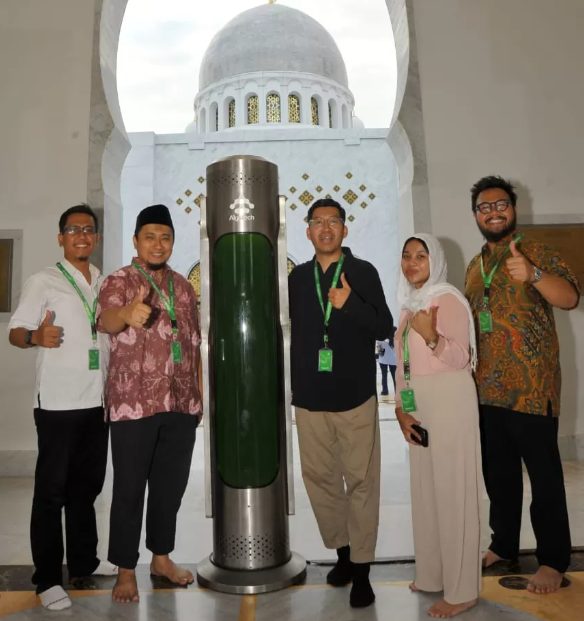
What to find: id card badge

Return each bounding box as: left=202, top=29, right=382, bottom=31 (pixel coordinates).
left=318, top=347, right=333, bottom=372
left=479, top=310, right=493, bottom=333
left=171, top=340, right=183, bottom=364
left=88, top=348, right=100, bottom=371
left=400, top=388, right=417, bottom=413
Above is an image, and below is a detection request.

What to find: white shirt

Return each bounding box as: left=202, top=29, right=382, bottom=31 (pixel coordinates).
left=8, top=259, right=109, bottom=411
left=376, top=340, right=396, bottom=365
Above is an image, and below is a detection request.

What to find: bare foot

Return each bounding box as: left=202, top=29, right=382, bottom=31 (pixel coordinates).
left=410, top=582, right=442, bottom=593
left=150, top=554, right=194, bottom=586
left=482, top=549, right=506, bottom=568
left=428, top=598, right=478, bottom=618
left=527, top=565, right=564, bottom=594
left=112, top=568, right=139, bottom=603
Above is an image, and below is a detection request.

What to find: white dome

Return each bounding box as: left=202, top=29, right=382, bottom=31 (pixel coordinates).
left=199, top=3, right=348, bottom=91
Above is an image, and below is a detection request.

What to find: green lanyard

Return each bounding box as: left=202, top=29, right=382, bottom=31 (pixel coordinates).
left=314, top=253, right=345, bottom=347
left=56, top=262, right=98, bottom=342
left=132, top=263, right=177, bottom=332
left=402, top=323, right=412, bottom=383
left=479, top=233, right=523, bottom=306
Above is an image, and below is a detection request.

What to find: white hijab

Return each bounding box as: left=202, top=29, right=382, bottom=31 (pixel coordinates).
left=397, top=233, right=477, bottom=370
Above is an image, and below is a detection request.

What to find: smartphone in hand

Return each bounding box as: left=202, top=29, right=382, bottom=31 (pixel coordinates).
left=410, top=423, right=428, bottom=447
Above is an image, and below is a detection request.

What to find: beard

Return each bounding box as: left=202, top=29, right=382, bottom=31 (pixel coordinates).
left=146, top=261, right=166, bottom=271
left=478, top=212, right=517, bottom=242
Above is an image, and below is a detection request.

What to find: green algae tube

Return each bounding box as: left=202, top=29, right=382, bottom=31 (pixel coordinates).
left=212, top=232, right=280, bottom=488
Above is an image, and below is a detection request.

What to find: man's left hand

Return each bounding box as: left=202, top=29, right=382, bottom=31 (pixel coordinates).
left=328, top=273, right=351, bottom=309
left=506, top=240, right=535, bottom=283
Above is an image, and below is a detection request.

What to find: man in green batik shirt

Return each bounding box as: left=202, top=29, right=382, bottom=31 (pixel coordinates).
left=465, top=175, right=580, bottom=594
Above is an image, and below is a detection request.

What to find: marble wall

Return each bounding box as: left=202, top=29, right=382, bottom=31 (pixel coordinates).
left=120, top=129, right=402, bottom=317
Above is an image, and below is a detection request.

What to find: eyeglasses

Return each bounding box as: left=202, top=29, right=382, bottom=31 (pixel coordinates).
left=308, top=217, right=344, bottom=228
left=474, top=199, right=512, bottom=215
left=62, top=225, right=97, bottom=236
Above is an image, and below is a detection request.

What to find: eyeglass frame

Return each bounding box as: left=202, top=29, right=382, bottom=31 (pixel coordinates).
left=473, top=199, right=513, bottom=215
left=307, top=216, right=345, bottom=228
left=61, top=225, right=98, bottom=236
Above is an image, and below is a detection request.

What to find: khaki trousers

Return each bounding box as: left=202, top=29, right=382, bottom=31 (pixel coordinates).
left=409, top=370, right=482, bottom=604
left=295, top=395, right=380, bottom=563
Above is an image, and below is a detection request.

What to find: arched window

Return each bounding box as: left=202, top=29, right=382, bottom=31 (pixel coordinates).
left=311, top=97, right=319, bottom=126
left=209, top=102, right=218, bottom=132
left=266, top=93, right=281, bottom=123
left=228, top=99, right=236, bottom=128
left=288, top=94, right=300, bottom=123
left=247, top=95, right=259, bottom=124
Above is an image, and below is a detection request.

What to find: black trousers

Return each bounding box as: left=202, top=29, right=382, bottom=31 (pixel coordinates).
left=31, top=407, right=108, bottom=593
left=479, top=404, right=571, bottom=572
left=379, top=364, right=396, bottom=394
left=108, top=412, right=197, bottom=569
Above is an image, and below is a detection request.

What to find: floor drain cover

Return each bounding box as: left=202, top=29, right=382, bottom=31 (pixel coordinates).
left=499, top=576, right=528, bottom=590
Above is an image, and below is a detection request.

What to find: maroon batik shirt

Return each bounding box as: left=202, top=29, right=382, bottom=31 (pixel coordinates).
left=98, top=258, right=202, bottom=422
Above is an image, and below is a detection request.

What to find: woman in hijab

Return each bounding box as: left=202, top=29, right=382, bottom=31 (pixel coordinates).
left=395, top=234, right=482, bottom=618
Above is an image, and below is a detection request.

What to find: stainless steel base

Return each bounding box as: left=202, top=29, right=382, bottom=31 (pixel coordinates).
left=196, top=552, right=306, bottom=594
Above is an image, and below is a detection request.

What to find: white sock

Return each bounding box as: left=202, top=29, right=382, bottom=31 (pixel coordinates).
left=92, top=561, right=118, bottom=576
left=39, top=585, right=72, bottom=610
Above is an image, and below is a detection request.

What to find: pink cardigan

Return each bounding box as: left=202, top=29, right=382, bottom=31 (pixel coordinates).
left=395, top=293, right=472, bottom=407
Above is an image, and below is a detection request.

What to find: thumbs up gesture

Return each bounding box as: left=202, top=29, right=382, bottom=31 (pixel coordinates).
left=36, top=309, right=64, bottom=348
left=328, top=272, right=352, bottom=309
left=411, top=306, right=439, bottom=344
left=121, top=286, right=152, bottom=329
left=505, top=240, right=534, bottom=282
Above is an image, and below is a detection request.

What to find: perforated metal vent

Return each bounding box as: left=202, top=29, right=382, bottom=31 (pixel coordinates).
left=216, top=532, right=289, bottom=568
left=208, top=172, right=270, bottom=186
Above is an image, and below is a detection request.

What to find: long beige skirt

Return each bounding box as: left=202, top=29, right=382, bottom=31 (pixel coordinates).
left=407, top=369, right=483, bottom=604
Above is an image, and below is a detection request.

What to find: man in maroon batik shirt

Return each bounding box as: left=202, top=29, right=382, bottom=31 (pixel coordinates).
left=98, top=204, right=202, bottom=603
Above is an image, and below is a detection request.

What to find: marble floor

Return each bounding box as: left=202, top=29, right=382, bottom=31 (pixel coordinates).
left=1, top=396, right=583, bottom=620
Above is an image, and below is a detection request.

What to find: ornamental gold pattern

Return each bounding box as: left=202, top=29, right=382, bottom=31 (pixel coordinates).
left=247, top=95, right=259, bottom=124
left=311, top=97, right=319, bottom=126
left=228, top=100, right=236, bottom=128
left=288, top=94, right=300, bottom=123
left=266, top=93, right=281, bottom=123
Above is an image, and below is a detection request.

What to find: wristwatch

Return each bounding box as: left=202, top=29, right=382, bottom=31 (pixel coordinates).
left=24, top=330, right=35, bottom=346
left=531, top=265, right=543, bottom=284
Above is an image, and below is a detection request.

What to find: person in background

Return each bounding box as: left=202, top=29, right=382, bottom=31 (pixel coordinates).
left=376, top=326, right=396, bottom=398
left=395, top=234, right=482, bottom=618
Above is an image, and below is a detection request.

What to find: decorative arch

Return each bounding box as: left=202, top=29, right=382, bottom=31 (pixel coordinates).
left=103, top=0, right=415, bottom=273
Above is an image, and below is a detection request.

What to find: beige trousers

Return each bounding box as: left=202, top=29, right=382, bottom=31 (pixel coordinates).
left=295, top=395, right=380, bottom=563
left=408, top=370, right=483, bottom=604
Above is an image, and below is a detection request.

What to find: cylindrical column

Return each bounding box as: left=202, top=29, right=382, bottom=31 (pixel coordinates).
left=197, top=155, right=305, bottom=593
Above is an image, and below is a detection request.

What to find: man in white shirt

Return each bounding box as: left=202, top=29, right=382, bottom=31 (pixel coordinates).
left=8, top=205, right=113, bottom=610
